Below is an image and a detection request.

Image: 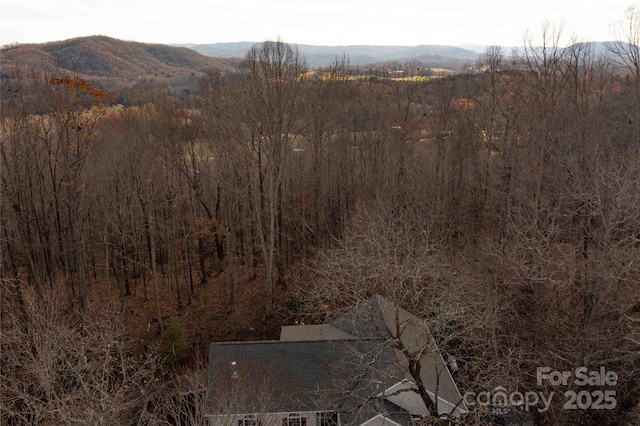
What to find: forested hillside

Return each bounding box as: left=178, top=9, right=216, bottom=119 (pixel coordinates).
left=0, top=35, right=236, bottom=101
left=2, top=28, right=640, bottom=425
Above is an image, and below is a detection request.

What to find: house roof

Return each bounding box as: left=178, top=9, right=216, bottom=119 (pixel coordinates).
left=207, top=338, right=403, bottom=416
left=330, top=295, right=466, bottom=416
left=280, top=324, right=356, bottom=341
left=207, top=294, right=466, bottom=423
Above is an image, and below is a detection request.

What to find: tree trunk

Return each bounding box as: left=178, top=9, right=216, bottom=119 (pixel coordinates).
left=148, top=212, right=163, bottom=332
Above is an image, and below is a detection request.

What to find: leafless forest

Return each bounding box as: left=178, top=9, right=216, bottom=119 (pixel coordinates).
left=2, top=18, right=640, bottom=426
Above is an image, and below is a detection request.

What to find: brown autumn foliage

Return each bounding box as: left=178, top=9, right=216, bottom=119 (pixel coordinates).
left=2, top=27, right=640, bottom=425
left=0, top=35, right=235, bottom=101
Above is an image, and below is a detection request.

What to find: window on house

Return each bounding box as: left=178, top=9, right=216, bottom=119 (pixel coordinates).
left=316, top=411, right=339, bottom=426
left=282, top=413, right=306, bottom=426
left=238, top=414, right=258, bottom=426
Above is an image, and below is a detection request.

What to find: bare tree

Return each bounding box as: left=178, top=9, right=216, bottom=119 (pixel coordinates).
left=304, top=202, right=499, bottom=424
left=139, top=365, right=210, bottom=426
left=242, top=39, right=308, bottom=317
left=0, top=63, right=114, bottom=310
left=1, top=286, right=159, bottom=425
left=608, top=6, right=640, bottom=143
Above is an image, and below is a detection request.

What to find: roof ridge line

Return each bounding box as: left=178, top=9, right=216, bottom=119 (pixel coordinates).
left=209, top=337, right=385, bottom=346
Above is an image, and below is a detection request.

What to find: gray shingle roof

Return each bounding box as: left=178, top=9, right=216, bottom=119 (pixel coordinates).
left=208, top=339, right=403, bottom=415
left=207, top=294, right=466, bottom=423
left=280, top=324, right=356, bottom=341
left=330, top=295, right=466, bottom=416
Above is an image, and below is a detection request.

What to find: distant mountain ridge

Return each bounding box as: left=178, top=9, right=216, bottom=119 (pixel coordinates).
left=178, top=42, right=481, bottom=67
left=1, top=36, right=620, bottom=101
left=1, top=35, right=235, bottom=96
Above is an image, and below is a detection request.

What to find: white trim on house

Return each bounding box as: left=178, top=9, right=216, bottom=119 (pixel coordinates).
left=358, top=413, right=404, bottom=426
left=377, top=379, right=467, bottom=418
left=205, top=410, right=341, bottom=426
left=424, top=390, right=468, bottom=417
left=377, top=380, right=428, bottom=417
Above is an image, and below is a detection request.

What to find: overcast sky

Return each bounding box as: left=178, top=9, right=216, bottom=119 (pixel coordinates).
left=1, top=0, right=638, bottom=47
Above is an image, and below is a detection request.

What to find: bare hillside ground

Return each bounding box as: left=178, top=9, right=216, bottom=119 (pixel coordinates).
left=82, top=264, right=301, bottom=364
